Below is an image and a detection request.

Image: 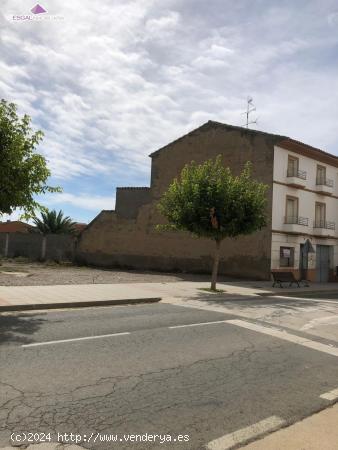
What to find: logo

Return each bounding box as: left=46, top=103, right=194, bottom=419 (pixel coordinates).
left=6, top=3, right=64, bottom=22
left=31, top=4, right=47, bottom=14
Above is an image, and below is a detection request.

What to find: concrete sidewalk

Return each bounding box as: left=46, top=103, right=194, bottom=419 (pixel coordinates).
left=0, top=280, right=337, bottom=311
left=0, top=283, right=162, bottom=310
left=240, top=403, right=338, bottom=450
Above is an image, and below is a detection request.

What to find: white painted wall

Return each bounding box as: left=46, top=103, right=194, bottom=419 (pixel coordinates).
left=272, top=183, right=338, bottom=232
left=273, top=146, right=338, bottom=194
left=272, top=146, right=338, bottom=233
left=272, top=145, right=338, bottom=273
left=271, top=233, right=337, bottom=271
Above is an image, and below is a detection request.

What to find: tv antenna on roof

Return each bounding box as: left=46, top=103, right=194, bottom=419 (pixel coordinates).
left=241, top=96, right=258, bottom=128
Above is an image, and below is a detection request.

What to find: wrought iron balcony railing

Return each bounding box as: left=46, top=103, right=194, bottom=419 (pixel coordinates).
left=284, top=216, right=309, bottom=226
left=287, top=168, right=307, bottom=180
left=314, top=220, right=335, bottom=230
left=316, top=177, right=334, bottom=187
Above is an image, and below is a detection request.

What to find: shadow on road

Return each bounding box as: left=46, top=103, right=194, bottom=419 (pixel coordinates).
left=180, top=291, right=334, bottom=312
left=0, top=312, right=49, bottom=345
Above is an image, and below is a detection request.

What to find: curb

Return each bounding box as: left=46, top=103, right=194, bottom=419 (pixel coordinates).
left=0, top=297, right=162, bottom=312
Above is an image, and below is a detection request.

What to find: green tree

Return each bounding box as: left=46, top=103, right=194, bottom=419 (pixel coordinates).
left=0, top=99, right=60, bottom=218
left=157, top=156, right=268, bottom=290
left=33, top=209, right=76, bottom=235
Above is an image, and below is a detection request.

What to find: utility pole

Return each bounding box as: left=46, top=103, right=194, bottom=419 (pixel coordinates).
left=242, top=97, right=258, bottom=128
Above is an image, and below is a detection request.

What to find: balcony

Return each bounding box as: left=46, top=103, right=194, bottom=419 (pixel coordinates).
left=286, top=168, right=307, bottom=188
left=284, top=216, right=309, bottom=233
left=315, top=177, right=334, bottom=195
left=313, top=220, right=336, bottom=236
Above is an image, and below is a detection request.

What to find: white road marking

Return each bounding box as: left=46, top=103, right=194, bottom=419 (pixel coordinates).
left=320, top=387, right=338, bottom=401
left=206, top=416, right=285, bottom=450
left=169, top=320, right=228, bottom=329
left=225, top=320, right=338, bottom=357
left=22, top=332, right=130, bottom=347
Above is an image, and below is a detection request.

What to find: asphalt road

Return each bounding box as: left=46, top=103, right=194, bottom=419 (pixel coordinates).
left=1, top=298, right=338, bottom=449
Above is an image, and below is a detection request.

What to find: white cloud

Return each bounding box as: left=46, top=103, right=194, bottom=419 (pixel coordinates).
left=1, top=211, right=23, bottom=222
left=145, top=11, right=180, bottom=39
left=0, top=0, right=337, bottom=198
left=45, top=193, right=115, bottom=211
left=328, top=11, right=338, bottom=25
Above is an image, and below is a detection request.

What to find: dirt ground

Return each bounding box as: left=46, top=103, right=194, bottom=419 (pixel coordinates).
left=0, top=258, right=225, bottom=286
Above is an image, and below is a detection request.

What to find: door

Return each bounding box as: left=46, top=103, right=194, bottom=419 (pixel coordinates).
left=286, top=196, right=298, bottom=223
left=316, top=245, right=330, bottom=282
left=299, top=244, right=308, bottom=280
left=287, top=156, right=299, bottom=177
left=315, top=202, right=326, bottom=228
left=316, top=165, right=326, bottom=185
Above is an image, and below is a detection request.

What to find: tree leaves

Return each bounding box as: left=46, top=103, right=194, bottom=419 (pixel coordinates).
left=157, top=155, right=268, bottom=241
left=0, top=99, right=61, bottom=218
left=33, top=209, right=76, bottom=235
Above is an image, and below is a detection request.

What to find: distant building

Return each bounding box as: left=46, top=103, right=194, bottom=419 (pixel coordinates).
left=77, top=121, right=338, bottom=282
left=72, top=223, right=87, bottom=235
left=0, top=220, right=36, bottom=233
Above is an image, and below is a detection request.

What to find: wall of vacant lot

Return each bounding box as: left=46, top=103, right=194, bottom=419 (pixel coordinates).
left=77, top=208, right=272, bottom=279
left=77, top=124, right=278, bottom=280
left=0, top=233, right=75, bottom=261
left=115, top=187, right=151, bottom=219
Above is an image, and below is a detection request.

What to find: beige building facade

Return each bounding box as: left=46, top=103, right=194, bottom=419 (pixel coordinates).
left=77, top=121, right=338, bottom=281
left=272, top=143, right=338, bottom=282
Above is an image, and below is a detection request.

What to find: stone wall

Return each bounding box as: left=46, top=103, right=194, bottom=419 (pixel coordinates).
left=77, top=122, right=279, bottom=279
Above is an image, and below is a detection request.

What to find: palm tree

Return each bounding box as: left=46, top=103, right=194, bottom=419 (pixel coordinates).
left=33, top=209, right=76, bottom=234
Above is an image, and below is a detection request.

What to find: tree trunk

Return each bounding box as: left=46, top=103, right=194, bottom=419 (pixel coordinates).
left=211, top=239, right=221, bottom=290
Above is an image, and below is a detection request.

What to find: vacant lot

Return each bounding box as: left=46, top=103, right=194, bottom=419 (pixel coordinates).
left=0, top=259, right=224, bottom=286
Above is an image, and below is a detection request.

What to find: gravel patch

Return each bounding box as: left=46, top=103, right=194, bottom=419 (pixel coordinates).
left=0, top=260, right=230, bottom=286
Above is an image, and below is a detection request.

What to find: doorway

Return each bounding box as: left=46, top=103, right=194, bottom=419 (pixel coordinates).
left=316, top=245, right=331, bottom=282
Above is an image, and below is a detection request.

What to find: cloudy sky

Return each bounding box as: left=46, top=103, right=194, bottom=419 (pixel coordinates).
left=1, top=0, right=338, bottom=223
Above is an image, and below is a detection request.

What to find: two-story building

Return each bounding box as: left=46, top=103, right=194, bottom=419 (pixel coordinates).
left=77, top=121, right=338, bottom=282
left=272, top=143, right=338, bottom=282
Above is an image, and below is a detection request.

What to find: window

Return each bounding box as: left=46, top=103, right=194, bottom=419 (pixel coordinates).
left=285, top=196, right=298, bottom=224
left=315, top=202, right=326, bottom=228
left=280, top=247, right=294, bottom=267
left=287, top=156, right=299, bottom=177
left=316, top=165, right=326, bottom=185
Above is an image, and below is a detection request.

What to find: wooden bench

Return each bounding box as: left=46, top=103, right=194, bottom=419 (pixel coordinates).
left=271, top=271, right=309, bottom=288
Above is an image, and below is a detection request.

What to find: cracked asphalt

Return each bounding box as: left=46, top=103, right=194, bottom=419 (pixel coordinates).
left=1, top=300, right=338, bottom=449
